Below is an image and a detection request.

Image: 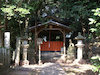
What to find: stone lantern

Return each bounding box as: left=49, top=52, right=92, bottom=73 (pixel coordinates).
left=74, top=32, right=86, bottom=64
left=37, top=38, right=43, bottom=65
left=21, top=34, right=31, bottom=66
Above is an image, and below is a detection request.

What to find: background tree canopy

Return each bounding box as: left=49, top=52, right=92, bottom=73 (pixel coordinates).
left=0, top=0, right=100, bottom=48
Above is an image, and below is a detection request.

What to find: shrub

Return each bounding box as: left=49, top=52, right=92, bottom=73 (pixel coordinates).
left=90, top=55, right=100, bottom=74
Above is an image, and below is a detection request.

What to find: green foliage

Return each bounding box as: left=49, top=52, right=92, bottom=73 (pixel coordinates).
left=89, top=8, right=100, bottom=36
left=92, top=8, right=100, bottom=17
left=1, top=4, right=30, bottom=20
left=89, top=18, right=96, bottom=24
left=90, top=28, right=97, bottom=32
left=59, top=0, right=96, bottom=31
left=15, top=7, right=30, bottom=17
left=90, top=55, right=100, bottom=73
left=1, top=5, right=15, bottom=20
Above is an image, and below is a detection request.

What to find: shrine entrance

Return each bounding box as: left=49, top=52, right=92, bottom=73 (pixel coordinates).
left=38, top=30, right=64, bottom=62
left=38, top=30, right=63, bottom=52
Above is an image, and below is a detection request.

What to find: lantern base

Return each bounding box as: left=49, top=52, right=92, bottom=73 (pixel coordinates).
left=38, top=60, right=43, bottom=65
left=20, top=60, right=29, bottom=66
left=60, top=54, right=66, bottom=62
left=73, top=59, right=86, bottom=64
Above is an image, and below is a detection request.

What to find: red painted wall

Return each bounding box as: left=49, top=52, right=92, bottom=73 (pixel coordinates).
left=41, top=41, right=63, bottom=51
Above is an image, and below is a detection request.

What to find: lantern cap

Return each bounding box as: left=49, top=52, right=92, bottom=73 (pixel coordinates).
left=75, top=32, right=85, bottom=40
left=21, top=33, right=31, bottom=41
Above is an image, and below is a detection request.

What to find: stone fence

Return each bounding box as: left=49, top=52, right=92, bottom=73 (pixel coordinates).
left=0, top=48, right=10, bottom=66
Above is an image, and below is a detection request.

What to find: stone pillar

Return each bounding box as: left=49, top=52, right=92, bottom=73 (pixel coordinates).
left=21, top=41, right=29, bottom=65
left=61, top=31, right=66, bottom=62
left=4, top=32, right=10, bottom=49
left=4, top=32, right=10, bottom=65
left=38, top=45, right=42, bottom=65
left=37, top=38, right=43, bottom=65
left=15, top=37, right=21, bottom=66
left=76, top=40, right=84, bottom=61
left=12, top=51, right=15, bottom=62
left=74, top=32, right=86, bottom=64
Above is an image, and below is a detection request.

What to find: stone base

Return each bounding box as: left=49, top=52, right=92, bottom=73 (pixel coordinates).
left=66, top=59, right=75, bottom=64
left=38, top=60, right=43, bottom=65
left=15, top=60, right=20, bottom=66
left=60, top=55, right=66, bottom=63
left=20, top=60, right=29, bottom=66
left=73, top=59, right=86, bottom=64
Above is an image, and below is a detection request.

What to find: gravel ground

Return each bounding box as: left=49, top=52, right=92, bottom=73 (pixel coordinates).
left=37, top=63, right=66, bottom=75
left=5, top=62, right=66, bottom=75
left=0, top=52, right=66, bottom=75
left=0, top=52, right=95, bottom=75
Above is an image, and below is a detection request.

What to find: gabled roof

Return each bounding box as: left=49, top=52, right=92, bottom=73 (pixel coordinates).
left=29, top=20, right=72, bottom=32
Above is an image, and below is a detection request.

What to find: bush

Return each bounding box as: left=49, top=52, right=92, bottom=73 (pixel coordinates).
left=90, top=55, right=100, bottom=74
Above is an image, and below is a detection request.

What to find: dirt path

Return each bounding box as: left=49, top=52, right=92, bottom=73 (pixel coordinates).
left=38, top=63, right=66, bottom=75
left=7, top=52, right=67, bottom=75
left=6, top=62, right=66, bottom=75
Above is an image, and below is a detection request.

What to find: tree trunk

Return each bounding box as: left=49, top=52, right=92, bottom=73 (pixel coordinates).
left=34, top=18, right=38, bottom=63
left=4, top=16, right=8, bottom=30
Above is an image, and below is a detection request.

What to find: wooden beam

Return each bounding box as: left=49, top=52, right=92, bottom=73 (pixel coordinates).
left=37, top=28, right=63, bottom=35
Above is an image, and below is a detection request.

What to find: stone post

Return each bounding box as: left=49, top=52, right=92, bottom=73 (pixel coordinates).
left=21, top=40, right=29, bottom=65
left=15, top=37, right=21, bottom=66
left=4, top=32, right=10, bottom=65
left=12, top=51, right=15, bottom=62
left=74, top=32, right=86, bottom=64
left=60, top=30, right=66, bottom=62
left=38, top=45, right=42, bottom=65
left=4, top=32, right=10, bottom=49
left=37, top=38, right=43, bottom=65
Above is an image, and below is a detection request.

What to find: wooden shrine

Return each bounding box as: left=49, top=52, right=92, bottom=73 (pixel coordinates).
left=29, top=20, right=72, bottom=52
